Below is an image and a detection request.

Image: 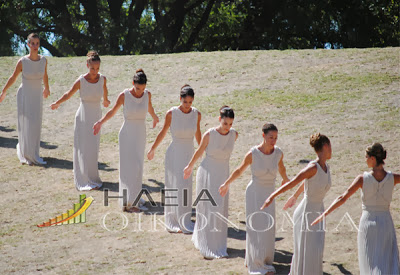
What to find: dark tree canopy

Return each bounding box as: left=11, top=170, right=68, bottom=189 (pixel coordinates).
left=0, top=0, right=398, bottom=56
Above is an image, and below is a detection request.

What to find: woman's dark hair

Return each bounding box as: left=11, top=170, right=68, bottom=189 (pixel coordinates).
left=133, top=68, right=147, bottom=84
left=262, top=123, right=278, bottom=135
left=180, top=84, right=195, bottom=98
left=27, top=33, right=40, bottom=43
left=87, top=51, right=101, bottom=64
left=366, top=143, right=387, bottom=166
left=219, top=105, right=234, bottom=119
left=310, top=133, right=330, bottom=152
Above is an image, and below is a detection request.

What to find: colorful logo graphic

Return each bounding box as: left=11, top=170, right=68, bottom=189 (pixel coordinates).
left=37, top=194, right=93, bottom=227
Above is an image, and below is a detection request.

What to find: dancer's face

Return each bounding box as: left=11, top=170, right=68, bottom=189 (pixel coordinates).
left=263, top=130, right=278, bottom=147
left=28, top=38, right=40, bottom=53
left=87, top=61, right=100, bottom=77
left=134, top=83, right=146, bottom=94
left=323, top=143, right=332, bottom=160
left=180, top=96, right=193, bottom=112
left=219, top=117, right=234, bottom=133
left=365, top=154, right=375, bottom=168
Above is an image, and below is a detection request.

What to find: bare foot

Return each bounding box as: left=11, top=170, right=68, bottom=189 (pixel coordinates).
left=123, top=206, right=140, bottom=213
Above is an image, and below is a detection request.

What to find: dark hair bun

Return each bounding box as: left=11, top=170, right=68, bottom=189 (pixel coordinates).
left=366, top=143, right=387, bottom=165
left=133, top=69, right=147, bottom=84
left=86, top=51, right=100, bottom=63
left=309, top=133, right=330, bottom=152
left=180, top=84, right=195, bottom=98
left=262, top=123, right=278, bottom=134
left=219, top=106, right=234, bottom=119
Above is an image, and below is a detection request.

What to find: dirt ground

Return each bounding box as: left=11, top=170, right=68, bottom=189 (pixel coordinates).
left=0, top=48, right=399, bottom=274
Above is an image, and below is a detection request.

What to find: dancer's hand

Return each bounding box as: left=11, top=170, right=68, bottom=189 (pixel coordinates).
left=152, top=116, right=159, bottom=129
left=93, top=121, right=102, bottom=135
left=103, top=99, right=110, bottom=107
left=218, top=183, right=230, bottom=197
left=50, top=102, right=60, bottom=110
left=260, top=197, right=273, bottom=210
left=283, top=196, right=297, bottom=210
left=43, top=87, right=50, bottom=98
left=311, top=215, right=324, bottom=226
left=147, top=148, right=155, bottom=160
left=0, top=92, right=6, bottom=103
left=183, top=165, right=193, bottom=179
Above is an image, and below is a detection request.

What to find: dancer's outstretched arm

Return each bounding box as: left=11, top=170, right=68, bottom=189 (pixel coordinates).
left=147, top=92, right=159, bottom=128
left=261, top=163, right=317, bottom=210
left=0, top=59, right=22, bottom=102
left=50, top=79, right=80, bottom=109
left=219, top=151, right=252, bottom=197
left=183, top=131, right=210, bottom=179
left=147, top=110, right=172, bottom=160
left=93, top=92, right=124, bottom=135
left=42, top=60, right=50, bottom=98
left=311, top=175, right=363, bottom=226
left=278, top=153, right=290, bottom=185
left=394, top=174, right=400, bottom=185
left=102, top=77, right=110, bottom=107
left=195, top=112, right=202, bottom=145
left=283, top=181, right=305, bottom=210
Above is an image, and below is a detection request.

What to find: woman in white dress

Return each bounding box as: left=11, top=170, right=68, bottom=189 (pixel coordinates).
left=147, top=85, right=202, bottom=233
left=0, top=33, right=50, bottom=165
left=183, top=106, right=238, bottom=259
left=261, top=133, right=332, bottom=275
left=219, top=123, right=289, bottom=274
left=93, top=69, right=159, bottom=212
left=312, top=143, right=400, bottom=275
left=50, top=51, right=110, bottom=191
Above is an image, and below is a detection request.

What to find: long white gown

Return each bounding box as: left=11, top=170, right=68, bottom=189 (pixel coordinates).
left=245, top=146, right=283, bottom=274
left=358, top=171, right=399, bottom=274
left=73, top=74, right=103, bottom=191
left=192, top=127, right=236, bottom=259
left=16, top=55, right=47, bottom=165
left=164, top=106, right=199, bottom=233
left=118, top=89, right=148, bottom=209
left=290, top=161, right=331, bottom=275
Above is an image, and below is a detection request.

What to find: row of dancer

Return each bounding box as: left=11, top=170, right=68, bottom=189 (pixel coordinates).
left=1, top=33, right=399, bottom=275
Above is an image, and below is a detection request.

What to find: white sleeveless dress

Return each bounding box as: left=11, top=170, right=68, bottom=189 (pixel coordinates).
left=359, top=171, right=399, bottom=274
left=118, top=89, right=148, bottom=208
left=164, top=106, right=199, bottom=233
left=73, top=74, right=104, bottom=191
left=246, top=146, right=283, bottom=274
left=290, top=161, right=331, bottom=275
left=192, top=127, right=236, bottom=259
left=16, top=55, right=47, bottom=165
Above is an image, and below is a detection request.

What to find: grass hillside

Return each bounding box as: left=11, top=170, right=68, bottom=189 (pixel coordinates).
left=0, top=48, right=399, bottom=274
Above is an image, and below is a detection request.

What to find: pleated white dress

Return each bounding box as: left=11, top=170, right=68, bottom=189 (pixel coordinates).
left=164, top=106, right=199, bottom=233
left=118, top=89, right=148, bottom=208
left=290, top=161, right=331, bottom=275
left=192, top=127, right=236, bottom=259
left=246, top=146, right=283, bottom=274
left=16, top=55, right=47, bottom=165
left=73, top=74, right=104, bottom=191
left=358, top=171, right=399, bottom=275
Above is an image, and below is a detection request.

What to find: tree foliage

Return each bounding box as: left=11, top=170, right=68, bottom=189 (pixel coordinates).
left=0, top=0, right=398, bottom=56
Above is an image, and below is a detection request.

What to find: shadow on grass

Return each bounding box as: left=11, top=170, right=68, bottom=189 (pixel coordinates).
left=42, top=157, right=116, bottom=171
left=0, top=136, right=58, bottom=150
left=145, top=178, right=165, bottom=193
left=0, top=126, right=15, bottom=132
left=227, top=247, right=245, bottom=259
left=274, top=250, right=332, bottom=275
left=0, top=136, right=18, bottom=148
left=331, top=263, right=353, bottom=275
left=100, top=182, right=119, bottom=192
